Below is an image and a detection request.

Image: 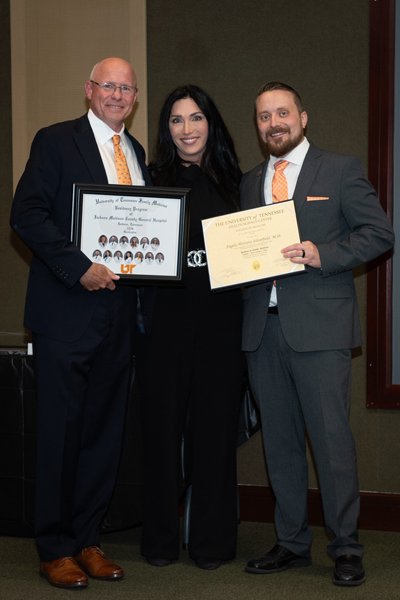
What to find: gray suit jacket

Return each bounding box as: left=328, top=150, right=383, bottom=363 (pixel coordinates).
left=241, top=142, right=395, bottom=353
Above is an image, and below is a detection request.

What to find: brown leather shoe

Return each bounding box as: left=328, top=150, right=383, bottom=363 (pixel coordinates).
left=74, top=546, right=124, bottom=580
left=40, top=557, right=88, bottom=588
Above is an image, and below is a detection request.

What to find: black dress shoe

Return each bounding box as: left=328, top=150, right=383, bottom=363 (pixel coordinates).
left=195, top=557, right=222, bottom=570
left=333, top=554, right=366, bottom=586
left=146, top=557, right=172, bottom=567
left=245, top=544, right=312, bottom=574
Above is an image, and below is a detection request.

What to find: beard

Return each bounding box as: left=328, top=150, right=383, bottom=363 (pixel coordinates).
left=262, top=127, right=304, bottom=158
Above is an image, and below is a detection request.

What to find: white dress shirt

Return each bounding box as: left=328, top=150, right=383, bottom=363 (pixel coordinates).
left=263, top=137, right=310, bottom=306
left=88, top=109, right=145, bottom=186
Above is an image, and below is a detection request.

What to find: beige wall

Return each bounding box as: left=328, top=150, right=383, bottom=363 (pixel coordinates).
left=3, top=0, right=147, bottom=346
left=11, top=0, right=147, bottom=188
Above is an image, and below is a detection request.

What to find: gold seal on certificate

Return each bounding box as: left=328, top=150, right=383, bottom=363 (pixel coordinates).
left=251, top=260, right=262, bottom=272
left=202, top=200, right=306, bottom=291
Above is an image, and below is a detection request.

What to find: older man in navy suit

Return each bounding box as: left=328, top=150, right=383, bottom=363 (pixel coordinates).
left=241, top=82, right=394, bottom=587
left=10, top=58, right=154, bottom=589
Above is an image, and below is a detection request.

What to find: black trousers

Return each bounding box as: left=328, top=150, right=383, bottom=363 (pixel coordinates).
left=136, top=270, right=244, bottom=560
left=33, top=286, right=136, bottom=561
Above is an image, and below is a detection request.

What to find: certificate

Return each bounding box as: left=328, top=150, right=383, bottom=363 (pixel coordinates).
left=71, top=183, right=190, bottom=284
left=202, top=200, right=306, bottom=291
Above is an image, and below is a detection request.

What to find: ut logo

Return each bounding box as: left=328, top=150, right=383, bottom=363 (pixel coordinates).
left=121, top=264, right=136, bottom=274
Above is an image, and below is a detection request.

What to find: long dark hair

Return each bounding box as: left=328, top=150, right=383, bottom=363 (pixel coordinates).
left=148, top=85, right=241, bottom=209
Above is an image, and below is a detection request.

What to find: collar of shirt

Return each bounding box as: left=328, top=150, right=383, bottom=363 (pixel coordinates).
left=269, top=136, right=310, bottom=169
left=88, top=108, right=126, bottom=146
left=87, top=109, right=144, bottom=186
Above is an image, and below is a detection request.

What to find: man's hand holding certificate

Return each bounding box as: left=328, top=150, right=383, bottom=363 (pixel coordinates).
left=281, top=239, right=321, bottom=268
left=202, top=199, right=306, bottom=291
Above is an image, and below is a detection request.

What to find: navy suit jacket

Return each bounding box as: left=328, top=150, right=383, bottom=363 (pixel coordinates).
left=240, top=142, right=395, bottom=353
left=11, top=114, right=154, bottom=342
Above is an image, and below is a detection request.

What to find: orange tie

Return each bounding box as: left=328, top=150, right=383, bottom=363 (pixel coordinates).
left=272, top=160, right=289, bottom=203
left=272, top=159, right=289, bottom=288
left=112, top=135, right=132, bottom=185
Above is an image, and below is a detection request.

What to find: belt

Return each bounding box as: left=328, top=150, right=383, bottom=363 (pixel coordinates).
left=187, top=249, right=207, bottom=268
left=268, top=305, right=279, bottom=314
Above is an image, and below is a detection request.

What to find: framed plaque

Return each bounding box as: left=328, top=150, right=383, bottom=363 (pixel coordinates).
left=202, top=200, right=306, bottom=291
left=71, top=183, right=190, bottom=284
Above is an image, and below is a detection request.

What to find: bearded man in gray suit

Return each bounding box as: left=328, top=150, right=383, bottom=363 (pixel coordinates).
left=241, top=82, right=394, bottom=587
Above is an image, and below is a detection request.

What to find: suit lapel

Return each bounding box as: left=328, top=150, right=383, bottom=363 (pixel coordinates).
left=125, top=131, right=152, bottom=186
left=73, top=114, right=151, bottom=186
left=293, top=143, right=322, bottom=215
left=73, top=115, right=108, bottom=184
left=254, top=159, right=269, bottom=207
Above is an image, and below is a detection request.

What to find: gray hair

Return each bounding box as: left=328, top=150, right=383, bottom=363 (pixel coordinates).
left=89, top=62, right=100, bottom=81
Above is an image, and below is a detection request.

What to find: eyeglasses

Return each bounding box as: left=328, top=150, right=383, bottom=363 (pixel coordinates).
left=90, top=81, right=138, bottom=96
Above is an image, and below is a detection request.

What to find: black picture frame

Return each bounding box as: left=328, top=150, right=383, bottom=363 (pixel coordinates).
left=71, top=183, right=190, bottom=285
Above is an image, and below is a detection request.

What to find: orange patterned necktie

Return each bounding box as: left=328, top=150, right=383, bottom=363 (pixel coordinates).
left=272, top=159, right=290, bottom=203
left=272, top=159, right=289, bottom=288
left=112, top=135, right=132, bottom=185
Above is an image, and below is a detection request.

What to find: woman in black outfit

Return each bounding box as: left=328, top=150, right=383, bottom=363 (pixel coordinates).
left=136, top=85, right=244, bottom=570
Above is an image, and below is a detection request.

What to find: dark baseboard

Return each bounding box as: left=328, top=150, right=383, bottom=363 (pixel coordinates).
left=238, top=485, right=400, bottom=532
